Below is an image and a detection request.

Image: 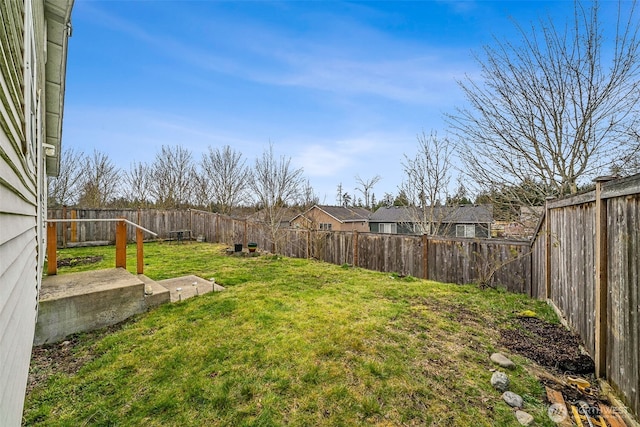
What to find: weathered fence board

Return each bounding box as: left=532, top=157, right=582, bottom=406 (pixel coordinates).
left=529, top=173, right=640, bottom=418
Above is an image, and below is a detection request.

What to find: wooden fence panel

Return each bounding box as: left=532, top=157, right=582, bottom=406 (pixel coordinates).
left=530, top=226, right=546, bottom=299
left=549, top=202, right=597, bottom=357
left=606, top=194, right=640, bottom=416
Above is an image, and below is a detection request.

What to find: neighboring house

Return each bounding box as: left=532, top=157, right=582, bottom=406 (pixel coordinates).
left=0, top=1, right=73, bottom=424
left=290, top=205, right=370, bottom=232
left=369, top=205, right=493, bottom=238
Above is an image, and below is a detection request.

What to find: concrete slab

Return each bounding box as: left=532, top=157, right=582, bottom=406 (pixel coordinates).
left=36, top=268, right=146, bottom=345
left=157, top=275, right=224, bottom=302
left=40, top=268, right=142, bottom=301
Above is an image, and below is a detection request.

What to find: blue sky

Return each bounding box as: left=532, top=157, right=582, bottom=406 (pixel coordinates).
left=63, top=0, right=609, bottom=204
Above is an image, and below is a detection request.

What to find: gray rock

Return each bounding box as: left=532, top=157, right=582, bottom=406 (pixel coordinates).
left=491, top=371, right=509, bottom=392
left=515, top=410, right=534, bottom=425
left=502, top=391, right=524, bottom=408
left=491, top=352, right=516, bottom=369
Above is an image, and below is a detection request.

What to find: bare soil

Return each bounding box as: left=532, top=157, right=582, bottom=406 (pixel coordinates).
left=500, top=317, right=595, bottom=375
left=56, top=255, right=103, bottom=268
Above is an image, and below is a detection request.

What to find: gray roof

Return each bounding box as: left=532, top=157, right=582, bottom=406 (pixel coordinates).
left=317, top=205, right=370, bottom=222
left=370, top=205, right=493, bottom=224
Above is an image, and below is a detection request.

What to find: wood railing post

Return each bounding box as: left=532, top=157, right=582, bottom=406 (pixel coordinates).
left=136, top=227, right=144, bottom=275
left=116, top=218, right=127, bottom=269
left=594, top=176, right=614, bottom=378
left=47, top=222, right=57, bottom=275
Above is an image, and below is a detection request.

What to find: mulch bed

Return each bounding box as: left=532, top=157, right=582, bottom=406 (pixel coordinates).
left=500, top=317, right=595, bottom=375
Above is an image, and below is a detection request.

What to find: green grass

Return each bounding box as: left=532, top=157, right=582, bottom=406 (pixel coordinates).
left=27, top=242, right=558, bottom=426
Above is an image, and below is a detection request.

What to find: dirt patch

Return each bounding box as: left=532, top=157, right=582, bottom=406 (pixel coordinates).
left=26, top=336, right=92, bottom=394
left=57, top=255, right=103, bottom=268
left=500, top=317, right=594, bottom=375
left=27, top=320, right=132, bottom=394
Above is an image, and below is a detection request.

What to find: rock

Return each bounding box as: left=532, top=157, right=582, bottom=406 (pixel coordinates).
left=515, top=410, right=534, bottom=425
left=502, top=391, right=524, bottom=408
left=491, top=371, right=509, bottom=392
left=491, top=352, right=516, bottom=369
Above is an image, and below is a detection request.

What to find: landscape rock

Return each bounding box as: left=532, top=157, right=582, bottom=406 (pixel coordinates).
left=491, top=352, right=516, bottom=369
left=490, top=371, right=509, bottom=392
left=515, top=410, right=534, bottom=425
left=502, top=391, right=524, bottom=408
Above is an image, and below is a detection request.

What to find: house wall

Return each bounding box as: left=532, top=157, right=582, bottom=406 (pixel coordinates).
left=0, top=1, right=69, bottom=424
left=292, top=207, right=369, bottom=232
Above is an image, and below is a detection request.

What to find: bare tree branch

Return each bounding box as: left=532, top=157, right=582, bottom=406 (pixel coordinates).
left=200, top=145, right=249, bottom=214
left=448, top=0, right=640, bottom=217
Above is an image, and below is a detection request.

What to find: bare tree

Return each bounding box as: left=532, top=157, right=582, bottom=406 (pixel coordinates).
left=248, top=144, right=304, bottom=252
left=77, top=149, right=120, bottom=208
left=123, top=161, right=152, bottom=207
left=150, top=145, right=194, bottom=209
left=299, top=178, right=319, bottom=208
left=355, top=174, right=381, bottom=209
left=448, top=1, right=640, bottom=218
left=47, top=147, right=87, bottom=207
left=399, top=131, right=454, bottom=235
left=200, top=145, right=249, bottom=214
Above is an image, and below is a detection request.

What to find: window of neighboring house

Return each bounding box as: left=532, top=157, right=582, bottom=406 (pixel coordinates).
left=379, top=223, right=397, bottom=234
left=319, top=223, right=332, bottom=231
left=456, top=224, right=476, bottom=238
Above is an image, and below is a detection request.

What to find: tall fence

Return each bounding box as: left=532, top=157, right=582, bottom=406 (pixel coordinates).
left=48, top=208, right=531, bottom=293
left=530, top=173, right=640, bottom=418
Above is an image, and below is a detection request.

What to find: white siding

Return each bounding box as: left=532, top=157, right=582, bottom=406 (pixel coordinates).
left=0, top=0, right=45, bottom=424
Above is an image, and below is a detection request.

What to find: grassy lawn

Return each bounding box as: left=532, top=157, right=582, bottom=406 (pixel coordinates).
left=26, top=242, right=558, bottom=426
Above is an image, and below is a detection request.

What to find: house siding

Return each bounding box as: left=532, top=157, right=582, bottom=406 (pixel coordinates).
left=0, top=0, right=64, bottom=424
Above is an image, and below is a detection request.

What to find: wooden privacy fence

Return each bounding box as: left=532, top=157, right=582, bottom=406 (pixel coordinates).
left=48, top=207, right=531, bottom=293
left=530, top=173, right=640, bottom=418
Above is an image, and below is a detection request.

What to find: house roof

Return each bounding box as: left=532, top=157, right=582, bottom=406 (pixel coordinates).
left=370, top=205, right=493, bottom=224
left=292, top=205, right=371, bottom=224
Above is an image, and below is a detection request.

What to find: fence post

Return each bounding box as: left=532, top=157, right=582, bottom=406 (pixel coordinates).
left=353, top=231, right=359, bottom=267
left=422, top=234, right=429, bottom=280
left=594, top=176, right=614, bottom=378
left=116, top=218, right=127, bottom=269
left=244, top=219, right=248, bottom=248
left=62, top=205, right=68, bottom=248
left=70, top=209, right=77, bottom=242
left=545, top=196, right=554, bottom=299
left=307, top=230, right=311, bottom=259
left=136, top=227, right=144, bottom=275
left=47, top=222, right=57, bottom=275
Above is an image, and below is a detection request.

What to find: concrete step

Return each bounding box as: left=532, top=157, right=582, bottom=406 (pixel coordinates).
left=137, top=274, right=171, bottom=309
left=37, top=268, right=147, bottom=345
left=157, top=275, right=224, bottom=302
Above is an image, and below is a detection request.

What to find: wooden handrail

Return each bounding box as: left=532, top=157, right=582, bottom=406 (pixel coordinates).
left=45, top=218, right=157, bottom=276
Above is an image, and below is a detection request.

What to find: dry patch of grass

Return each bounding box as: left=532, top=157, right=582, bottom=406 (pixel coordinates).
left=27, top=243, right=558, bottom=426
